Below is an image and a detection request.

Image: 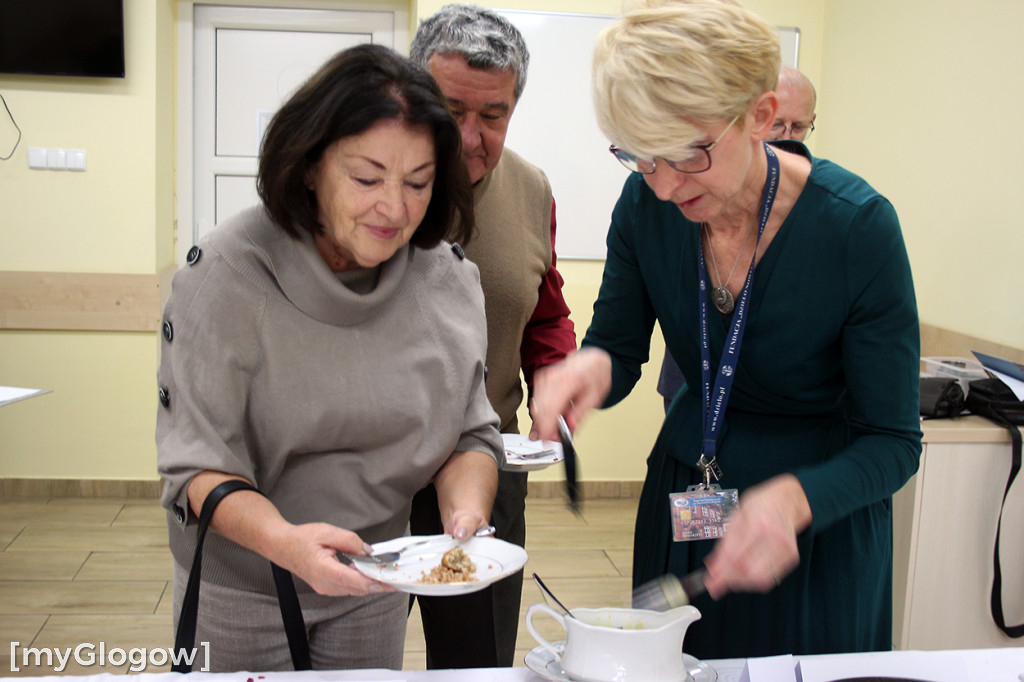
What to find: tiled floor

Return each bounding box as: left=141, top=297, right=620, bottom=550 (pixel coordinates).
left=0, top=495, right=638, bottom=676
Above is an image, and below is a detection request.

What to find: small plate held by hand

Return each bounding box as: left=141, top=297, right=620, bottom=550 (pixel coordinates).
left=501, top=434, right=564, bottom=472
left=351, top=535, right=527, bottom=597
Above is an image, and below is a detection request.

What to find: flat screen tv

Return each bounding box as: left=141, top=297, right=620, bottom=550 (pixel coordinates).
left=0, top=0, right=125, bottom=78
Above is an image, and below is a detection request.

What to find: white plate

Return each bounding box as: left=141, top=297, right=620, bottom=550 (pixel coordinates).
left=524, top=644, right=717, bottom=682
left=502, top=433, right=564, bottom=472
left=352, top=535, right=528, bottom=596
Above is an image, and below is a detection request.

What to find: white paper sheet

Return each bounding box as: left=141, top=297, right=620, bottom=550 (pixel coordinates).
left=796, top=649, right=969, bottom=682
left=739, top=654, right=796, bottom=682
left=971, top=350, right=1024, bottom=400
left=0, top=386, right=52, bottom=408
left=986, top=368, right=1024, bottom=401
left=709, top=658, right=751, bottom=682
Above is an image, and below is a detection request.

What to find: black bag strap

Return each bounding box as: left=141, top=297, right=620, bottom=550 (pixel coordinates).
left=988, top=408, right=1024, bottom=638
left=172, top=480, right=311, bottom=672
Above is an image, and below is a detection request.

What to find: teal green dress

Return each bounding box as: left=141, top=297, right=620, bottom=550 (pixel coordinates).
left=584, top=142, right=922, bottom=658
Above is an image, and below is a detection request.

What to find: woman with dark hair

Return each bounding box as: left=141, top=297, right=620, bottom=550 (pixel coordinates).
left=156, top=44, right=501, bottom=671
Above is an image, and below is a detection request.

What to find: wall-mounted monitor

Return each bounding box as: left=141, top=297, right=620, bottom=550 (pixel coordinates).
left=0, top=0, right=125, bottom=78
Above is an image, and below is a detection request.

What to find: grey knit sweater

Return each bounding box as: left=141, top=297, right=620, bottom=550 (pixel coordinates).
left=156, top=206, right=502, bottom=594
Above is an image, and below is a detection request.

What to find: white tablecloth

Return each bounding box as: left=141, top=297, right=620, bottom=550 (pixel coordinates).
left=8, top=648, right=1023, bottom=682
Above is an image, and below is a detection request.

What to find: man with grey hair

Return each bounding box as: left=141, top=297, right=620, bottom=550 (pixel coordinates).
left=408, top=3, right=576, bottom=670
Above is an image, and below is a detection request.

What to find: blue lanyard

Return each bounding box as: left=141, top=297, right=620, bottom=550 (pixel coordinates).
left=695, top=143, right=780, bottom=486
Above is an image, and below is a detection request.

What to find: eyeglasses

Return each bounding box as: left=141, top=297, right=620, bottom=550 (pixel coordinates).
left=769, top=120, right=814, bottom=141
left=609, top=116, right=739, bottom=175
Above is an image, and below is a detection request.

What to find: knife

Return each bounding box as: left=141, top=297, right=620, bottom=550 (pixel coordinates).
left=631, top=570, right=707, bottom=611
left=557, top=415, right=582, bottom=514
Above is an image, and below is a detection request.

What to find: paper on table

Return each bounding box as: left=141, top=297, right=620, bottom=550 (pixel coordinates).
left=985, top=368, right=1024, bottom=401
left=738, top=654, right=795, bottom=682
left=796, top=649, right=969, bottom=682
left=0, top=386, right=52, bottom=408
left=707, top=658, right=749, bottom=682
left=971, top=350, right=1024, bottom=400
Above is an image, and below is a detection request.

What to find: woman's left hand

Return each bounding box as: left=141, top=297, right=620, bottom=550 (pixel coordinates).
left=434, top=449, right=498, bottom=541
left=701, top=474, right=812, bottom=599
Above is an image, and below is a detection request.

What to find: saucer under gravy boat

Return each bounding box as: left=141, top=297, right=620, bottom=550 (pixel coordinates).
left=526, top=603, right=702, bottom=682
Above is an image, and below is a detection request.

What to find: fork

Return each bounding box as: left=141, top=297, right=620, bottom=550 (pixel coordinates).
left=344, top=525, right=496, bottom=565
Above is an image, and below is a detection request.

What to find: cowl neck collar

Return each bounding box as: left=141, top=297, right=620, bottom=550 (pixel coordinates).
left=218, top=210, right=416, bottom=327
left=276, top=229, right=413, bottom=326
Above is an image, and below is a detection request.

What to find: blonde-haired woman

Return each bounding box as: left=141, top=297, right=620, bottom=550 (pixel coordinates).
left=533, top=0, right=921, bottom=659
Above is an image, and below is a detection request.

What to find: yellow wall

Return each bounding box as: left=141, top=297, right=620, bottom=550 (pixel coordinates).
left=816, top=0, right=1024, bottom=350
left=0, top=2, right=176, bottom=274
left=0, top=332, right=160, bottom=479
left=1, top=0, right=1021, bottom=484
left=0, top=1, right=176, bottom=481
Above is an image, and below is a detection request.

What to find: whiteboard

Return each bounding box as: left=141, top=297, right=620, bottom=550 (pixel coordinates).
left=497, top=10, right=799, bottom=260
left=779, top=27, right=800, bottom=69
left=499, top=10, right=624, bottom=260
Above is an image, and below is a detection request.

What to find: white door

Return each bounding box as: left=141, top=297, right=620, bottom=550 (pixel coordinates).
left=190, top=5, right=399, bottom=249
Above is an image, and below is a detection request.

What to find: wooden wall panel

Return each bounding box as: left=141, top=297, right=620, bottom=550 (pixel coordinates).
left=0, top=271, right=163, bottom=332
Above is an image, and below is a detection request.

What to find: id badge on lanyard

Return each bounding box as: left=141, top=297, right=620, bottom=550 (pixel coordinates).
left=670, top=144, right=779, bottom=543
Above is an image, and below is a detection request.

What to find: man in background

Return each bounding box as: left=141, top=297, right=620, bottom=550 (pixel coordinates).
left=769, top=65, right=817, bottom=141
left=408, top=4, right=576, bottom=669
left=657, top=66, right=818, bottom=409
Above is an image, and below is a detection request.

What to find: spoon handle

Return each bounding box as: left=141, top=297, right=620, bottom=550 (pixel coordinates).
left=533, top=572, right=574, bottom=618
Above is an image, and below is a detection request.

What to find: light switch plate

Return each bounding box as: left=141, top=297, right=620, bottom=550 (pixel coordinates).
left=28, top=147, right=47, bottom=169
left=67, top=149, right=87, bottom=171
left=46, top=148, right=66, bottom=169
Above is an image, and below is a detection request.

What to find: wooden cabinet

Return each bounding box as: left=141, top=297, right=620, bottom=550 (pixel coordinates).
left=892, top=417, right=1023, bottom=649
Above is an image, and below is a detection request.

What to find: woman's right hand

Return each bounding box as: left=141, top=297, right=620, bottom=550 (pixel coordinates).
left=530, top=347, right=613, bottom=441
left=273, top=522, right=396, bottom=597
left=187, top=472, right=394, bottom=597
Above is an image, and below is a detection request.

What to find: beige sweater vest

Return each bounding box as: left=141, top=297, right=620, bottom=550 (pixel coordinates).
left=462, top=149, right=553, bottom=432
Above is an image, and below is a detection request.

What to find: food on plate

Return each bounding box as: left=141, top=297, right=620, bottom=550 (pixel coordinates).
left=418, top=546, right=477, bottom=584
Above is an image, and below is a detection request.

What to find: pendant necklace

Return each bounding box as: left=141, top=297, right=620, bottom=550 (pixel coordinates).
left=694, top=142, right=781, bottom=492
left=703, top=221, right=755, bottom=314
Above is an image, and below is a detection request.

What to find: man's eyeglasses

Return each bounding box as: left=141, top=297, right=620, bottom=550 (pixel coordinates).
left=769, top=120, right=814, bottom=141
left=609, top=115, right=739, bottom=175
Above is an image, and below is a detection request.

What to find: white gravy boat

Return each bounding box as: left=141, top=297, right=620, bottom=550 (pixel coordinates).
left=526, top=603, right=701, bottom=682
